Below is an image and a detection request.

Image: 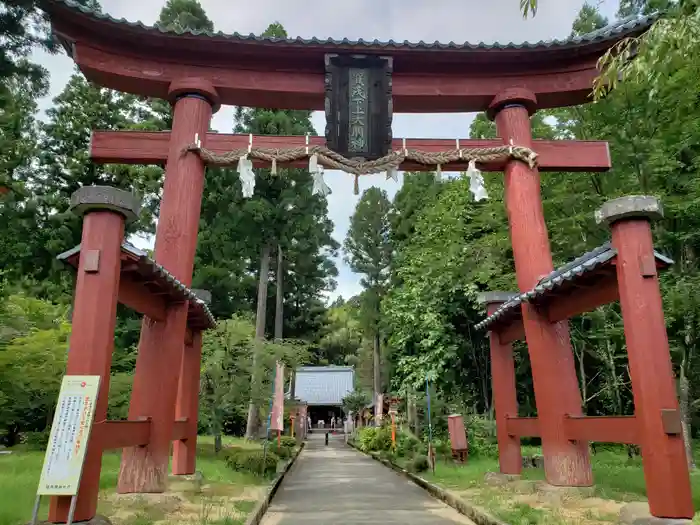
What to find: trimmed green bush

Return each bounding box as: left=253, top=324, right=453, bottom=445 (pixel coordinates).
left=225, top=448, right=279, bottom=476
left=396, top=433, right=421, bottom=458
left=357, top=427, right=377, bottom=452
left=279, top=436, right=296, bottom=449
left=409, top=454, right=430, bottom=473
left=357, top=425, right=393, bottom=452
left=267, top=442, right=292, bottom=459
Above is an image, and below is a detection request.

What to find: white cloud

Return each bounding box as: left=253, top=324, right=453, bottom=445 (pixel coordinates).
left=33, top=0, right=621, bottom=301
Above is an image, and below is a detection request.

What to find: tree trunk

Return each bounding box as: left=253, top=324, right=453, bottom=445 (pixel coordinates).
left=680, top=365, right=695, bottom=470
left=411, top=389, right=419, bottom=436
left=214, top=434, right=222, bottom=455
left=373, top=331, right=381, bottom=411
left=274, top=245, right=283, bottom=341
left=245, top=243, right=271, bottom=440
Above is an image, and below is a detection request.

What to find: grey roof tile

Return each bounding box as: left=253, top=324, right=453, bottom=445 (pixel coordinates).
left=57, top=241, right=216, bottom=329
left=474, top=242, right=673, bottom=331
left=47, top=0, right=658, bottom=52
left=293, top=366, right=354, bottom=406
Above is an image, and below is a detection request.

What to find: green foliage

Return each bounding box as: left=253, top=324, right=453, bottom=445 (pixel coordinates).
left=318, top=299, right=364, bottom=366
left=465, top=416, right=499, bottom=459
left=520, top=0, right=537, bottom=17
left=0, top=291, right=69, bottom=446
left=106, top=373, right=133, bottom=421
left=593, top=1, right=698, bottom=98
left=199, top=314, right=311, bottom=438
left=22, top=429, right=51, bottom=450
left=342, top=389, right=371, bottom=417
left=156, top=0, right=214, bottom=33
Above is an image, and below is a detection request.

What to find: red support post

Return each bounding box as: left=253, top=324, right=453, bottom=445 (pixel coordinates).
left=172, top=325, right=204, bottom=475
left=489, top=89, right=592, bottom=486
left=599, top=196, right=693, bottom=519
left=118, top=79, right=218, bottom=493
left=49, top=186, right=140, bottom=523
left=478, top=292, right=522, bottom=476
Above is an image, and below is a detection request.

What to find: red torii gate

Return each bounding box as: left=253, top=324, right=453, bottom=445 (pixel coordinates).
left=41, top=1, right=692, bottom=522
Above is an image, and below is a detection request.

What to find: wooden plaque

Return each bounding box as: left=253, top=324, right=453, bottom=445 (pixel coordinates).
left=324, top=54, right=393, bottom=160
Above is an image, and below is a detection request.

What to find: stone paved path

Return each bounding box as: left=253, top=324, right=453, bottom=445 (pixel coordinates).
left=260, top=433, right=475, bottom=525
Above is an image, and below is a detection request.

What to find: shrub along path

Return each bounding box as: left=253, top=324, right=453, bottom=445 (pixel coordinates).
left=260, top=432, right=475, bottom=525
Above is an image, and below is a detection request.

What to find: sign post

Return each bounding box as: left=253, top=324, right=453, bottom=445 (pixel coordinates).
left=426, top=376, right=435, bottom=473
left=33, top=375, right=100, bottom=525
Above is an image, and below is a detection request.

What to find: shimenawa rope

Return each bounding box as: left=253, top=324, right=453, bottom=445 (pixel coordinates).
left=182, top=142, right=538, bottom=195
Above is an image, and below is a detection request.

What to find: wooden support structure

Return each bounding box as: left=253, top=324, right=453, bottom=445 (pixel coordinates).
left=478, top=196, right=694, bottom=519
left=478, top=292, right=522, bottom=476
left=602, top=197, right=693, bottom=518
left=49, top=187, right=138, bottom=523
left=51, top=185, right=215, bottom=522
left=173, top=326, right=205, bottom=475
left=118, top=79, right=217, bottom=494
left=489, top=88, right=592, bottom=487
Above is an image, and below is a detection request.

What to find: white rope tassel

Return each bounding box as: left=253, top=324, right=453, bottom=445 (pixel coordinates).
left=467, top=159, right=488, bottom=202
left=237, top=155, right=256, bottom=198
left=309, top=153, right=319, bottom=174
left=309, top=154, right=330, bottom=196
left=312, top=166, right=331, bottom=197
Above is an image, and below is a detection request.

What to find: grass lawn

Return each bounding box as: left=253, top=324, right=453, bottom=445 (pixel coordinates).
left=0, top=436, right=270, bottom=525
left=418, top=449, right=700, bottom=524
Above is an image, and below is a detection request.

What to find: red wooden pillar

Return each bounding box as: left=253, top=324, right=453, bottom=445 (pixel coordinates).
left=478, top=292, right=522, bottom=476
left=598, top=196, right=693, bottom=519
left=488, top=89, right=592, bottom=486
left=49, top=186, right=140, bottom=523
left=172, top=330, right=202, bottom=475
left=118, top=79, right=218, bottom=493
left=173, top=290, right=209, bottom=476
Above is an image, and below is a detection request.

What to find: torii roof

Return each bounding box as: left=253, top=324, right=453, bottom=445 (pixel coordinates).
left=45, top=0, right=656, bottom=57
left=42, top=0, right=658, bottom=111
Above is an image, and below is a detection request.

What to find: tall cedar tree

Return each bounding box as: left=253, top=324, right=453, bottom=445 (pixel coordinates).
left=344, top=187, right=392, bottom=403
left=210, top=22, right=338, bottom=438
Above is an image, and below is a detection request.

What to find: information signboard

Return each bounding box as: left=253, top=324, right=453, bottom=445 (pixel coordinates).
left=37, top=375, right=100, bottom=496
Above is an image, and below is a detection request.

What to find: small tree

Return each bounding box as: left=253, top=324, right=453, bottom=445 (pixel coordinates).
left=342, top=389, right=371, bottom=433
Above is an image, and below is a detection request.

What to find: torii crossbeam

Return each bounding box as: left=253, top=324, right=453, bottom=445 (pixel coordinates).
left=91, top=131, right=611, bottom=173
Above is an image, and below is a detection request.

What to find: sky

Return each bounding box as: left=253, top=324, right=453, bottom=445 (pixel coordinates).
left=32, top=0, right=621, bottom=302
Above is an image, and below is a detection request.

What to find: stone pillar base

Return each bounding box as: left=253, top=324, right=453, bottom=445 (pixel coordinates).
left=534, top=482, right=595, bottom=505
left=484, top=471, right=521, bottom=486
left=167, top=471, right=204, bottom=493
left=620, top=502, right=692, bottom=525
left=33, top=516, right=112, bottom=525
